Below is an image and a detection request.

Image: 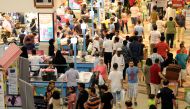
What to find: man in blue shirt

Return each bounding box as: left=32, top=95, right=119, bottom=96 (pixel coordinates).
left=175, top=48, right=188, bottom=87
left=126, top=60, right=139, bottom=106
left=134, top=20, right=144, bottom=39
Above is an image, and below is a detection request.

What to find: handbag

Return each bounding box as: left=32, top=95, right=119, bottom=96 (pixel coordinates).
left=165, top=62, right=181, bottom=80
left=98, top=75, right=105, bottom=86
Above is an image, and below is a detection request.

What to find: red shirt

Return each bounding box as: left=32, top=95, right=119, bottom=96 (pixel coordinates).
left=176, top=49, right=188, bottom=54
left=150, top=64, right=161, bottom=84
left=156, top=42, right=169, bottom=58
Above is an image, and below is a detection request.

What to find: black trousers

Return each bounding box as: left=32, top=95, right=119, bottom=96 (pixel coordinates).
left=123, top=63, right=129, bottom=80
left=166, top=34, right=174, bottom=48
left=121, top=20, right=129, bottom=33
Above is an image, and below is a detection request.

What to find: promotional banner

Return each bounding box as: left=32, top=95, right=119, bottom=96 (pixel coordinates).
left=38, top=13, right=54, bottom=42
left=0, top=71, right=5, bottom=109
left=69, top=0, right=82, bottom=10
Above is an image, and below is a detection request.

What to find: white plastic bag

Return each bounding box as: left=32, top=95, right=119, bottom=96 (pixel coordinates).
left=87, top=42, right=92, bottom=53
left=98, top=75, right=105, bottom=86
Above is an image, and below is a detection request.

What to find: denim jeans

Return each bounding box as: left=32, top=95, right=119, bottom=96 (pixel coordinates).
left=112, top=91, right=121, bottom=104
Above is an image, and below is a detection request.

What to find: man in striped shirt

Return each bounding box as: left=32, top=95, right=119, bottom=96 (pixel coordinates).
left=84, top=87, right=100, bottom=109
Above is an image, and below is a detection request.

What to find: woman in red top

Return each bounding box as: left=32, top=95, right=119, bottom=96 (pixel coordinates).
left=93, top=57, right=108, bottom=81
left=176, top=42, right=188, bottom=54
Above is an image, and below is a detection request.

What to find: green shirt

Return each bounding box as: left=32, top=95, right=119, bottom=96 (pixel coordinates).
left=166, top=21, right=176, bottom=34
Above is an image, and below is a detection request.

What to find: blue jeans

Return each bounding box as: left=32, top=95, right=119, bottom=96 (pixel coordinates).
left=112, top=91, right=121, bottom=105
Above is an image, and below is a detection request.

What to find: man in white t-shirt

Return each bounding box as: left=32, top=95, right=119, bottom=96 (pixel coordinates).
left=103, top=35, right=113, bottom=70
left=130, top=2, right=139, bottom=25
left=149, top=25, right=161, bottom=54
left=113, top=37, right=123, bottom=55
left=111, top=48, right=125, bottom=71
left=156, top=16, right=165, bottom=37
left=28, top=49, right=44, bottom=76
left=108, top=63, right=123, bottom=106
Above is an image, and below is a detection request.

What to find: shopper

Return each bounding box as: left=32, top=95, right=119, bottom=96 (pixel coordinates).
left=155, top=36, right=170, bottom=59
left=165, top=17, right=176, bottom=48
left=108, top=63, right=123, bottom=106
left=28, top=49, right=44, bottom=76
left=176, top=42, right=188, bottom=54
left=45, top=85, right=53, bottom=103
left=150, top=5, right=158, bottom=25
left=111, top=48, right=125, bottom=71
left=156, top=16, right=165, bottom=37
left=84, top=87, right=100, bottom=109
left=130, top=2, right=139, bottom=26
left=150, top=58, right=166, bottom=95
left=121, top=8, right=129, bottom=33
left=63, top=63, right=79, bottom=87
left=52, top=50, right=67, bottom=74
left=113, top=37, right=123, bottom=55
left=24, top=38, right=35, bottom=50
left=150, top=48, right=164, bottom=64
left=76, top=83, right=89, bottom=109
left=103, top=34, right=113, bottom=70
left=94, top=57, right=108, bottom=80
left=162, top=53, right=177, bottom=68
left=143, top=58, right=153, bottom=96
left=100, top=85, right=113, bottom=109
left=129, top=36, right=141, bottom=66
left=149, top=24, right=161, bottom=54
left=48, top=90, right=63, bottom=109
left=19, top=29, right=26, bottom=45
left=20, top=46, right=28, bottom=59
left=175, top=10, right=186, bottom=42
left=156, top=80, right=178, bottom=109
left=68, top=87, right=77, bottom=109
left=134, top=20, right=144, bottom=39
left=122, top=40, right=131, bottom=80
left=126, top=60, right=139, bottom=106
left=30, top=18, right=37, bottom=33
left=49, top=39, right=55, bottom=57
left=175, top=48, right=188, bottom=87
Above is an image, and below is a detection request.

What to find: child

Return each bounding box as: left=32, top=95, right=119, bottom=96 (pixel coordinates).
left=67, top=87, right=77, bottom=109
left=125, top=100, right=133, bottom=109
left=148, top=94, right=155, bottom=106
left=48, top=90, right=63, bottom=109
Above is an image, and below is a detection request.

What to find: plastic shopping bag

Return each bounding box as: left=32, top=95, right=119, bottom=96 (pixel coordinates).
left=98, top=75, right=105, bottom=86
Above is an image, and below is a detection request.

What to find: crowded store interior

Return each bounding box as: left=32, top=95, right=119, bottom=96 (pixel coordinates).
left=0, top=0, right=190, bottom=109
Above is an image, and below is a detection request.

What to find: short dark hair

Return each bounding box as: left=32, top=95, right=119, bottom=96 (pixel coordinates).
left=113, top=63, right=118, bottom=70
left=146, top=58, right=152, bottom=66
left=112, top=13, right=116, bottom=16
left=153, top=5, right=157, bottom=10
left=49, top=39, right=55, bottom=45
left=163, top=80, right=169, bottom=86
left=134, top=31, right=138, bottom=36
left=123, top=40, right=127, bottom=46
left=90, top=87, right=96, bottom=94
left=137, top=20, right=141, bottom=24
left=160, top=36, right=165, bottom=41
left=153, top=48, right=157, bottom=53
left=78, top=83, right=85, bottom=89
left=52, top=90, right=60, bottom=99
left=149, top=94, right=155, bottom=99
left=167, top=53, right=173, bottom=58
left=149, top=105, right=157, bottom=109
left=32, top=49, right=36, bottom=55
left=69, top=63, right=75, bottom=68
left=126, top=36, right=130, bottom=40
left=169, top=17, right=173, bottom=21
left=159, top=16, right=163, bottom=20
left=115, top=37, right=119, bottom=42
left=125, top=100, right=132, bottom=107
left=100, top=85, right=108, bottom=91
left=152, top=24, right=157, bottom=30
left=155, top=58, right=160, bottom=63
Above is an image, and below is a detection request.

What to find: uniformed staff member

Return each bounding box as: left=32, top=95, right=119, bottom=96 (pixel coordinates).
left=156, top=80, right=178, bottom=109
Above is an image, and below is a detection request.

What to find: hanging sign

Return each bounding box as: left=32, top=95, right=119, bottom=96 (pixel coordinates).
left=172, top=0, right=184, bottom=8
left=8, top=68, right=18, bottom=95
